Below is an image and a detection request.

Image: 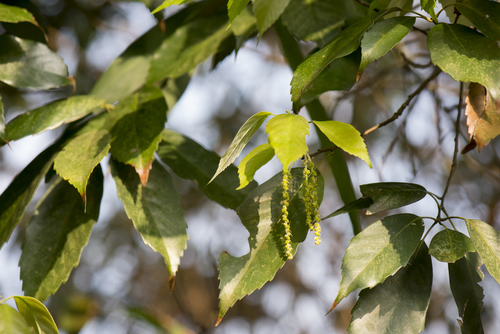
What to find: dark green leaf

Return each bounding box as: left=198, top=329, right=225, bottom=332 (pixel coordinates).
left=20, top=166, right=103, bottom=301
left=332, top=214, right=424, bottom=309
left=217, top=168, right=324, bottom=324
left=162, top=75, right=191, bottom=111
left=438, top=0, right=472, bottom=26
left=14, top=296, right=59, bottom=334
left=111, top=159, right=188, bottom=284
left=211, top=111, right=272, bottom=183
left=0, top=3, right=38, bottom=26
left=0, top=304, right=30, bottom=334
left=348, top=243, right=432, bottom=334
left=0, top=35, right=71, bottom=89
left=253, top=0, right=291, bottom=37
left=5, top=95, right=106, bottom=142
left=322, top=197, right=373, bottom=220
left=266, top=113, right=309, bottom=170
left=109, top=86, right=167, bottom=185
left=456, top=0, right=500, bottom=41
left=228, top=0, right=250, bottom=24
left=429, top=229, right=475, bottom=263
left=313, top=120, right=371, bottom=167
left=360, top=16, right=415, bottom=72
left=281, top=0, right=345, bottom=46
left=360, top=182, right=427, bottom=215
left=158, top=129, right=258, bottom=210
left=230, top=7, right=257, bottom=52
left=465, top=219, right=500, bottom=284
left=300, top=50, right=361, bottom=105
left=147, top=15, right=231, bottom=83
left=449, top=252, right=485, bottom=334
left=54, top=129, right=111, bottom=197
left=0, top=144, right=60, bottom=248
left=290, top=11, right=383, bottom=107
left=427, top=24, right=500, bottom=98
left=237, top=143, right=274, bottom=190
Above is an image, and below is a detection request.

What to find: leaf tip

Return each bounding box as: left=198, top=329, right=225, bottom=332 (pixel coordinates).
left=135, top=162, right=152, bottom=187
left=326, top=300, right=339, bottom=315
left=215, top=316, right=223, bottom=327
left=168, top=275, right=176, bottom=292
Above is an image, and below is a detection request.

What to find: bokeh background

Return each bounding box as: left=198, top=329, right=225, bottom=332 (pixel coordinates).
left=1, top=0, right=500, bottom=333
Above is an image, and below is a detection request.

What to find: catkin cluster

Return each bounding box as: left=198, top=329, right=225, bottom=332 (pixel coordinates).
left=281, top=169, right=293, bottom=260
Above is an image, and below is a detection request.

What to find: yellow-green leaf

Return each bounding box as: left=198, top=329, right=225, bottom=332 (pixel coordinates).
left=237, top=143, right=274, bottom=189
left=465, top=219, right=500, bottom=284
left=14, top=296, right=59, bottom=334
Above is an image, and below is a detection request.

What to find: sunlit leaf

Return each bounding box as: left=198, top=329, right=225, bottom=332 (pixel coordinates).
left=0, top=35, right=71, bottom=89
left=0, top=96, right=5, bottom=142
left=360, top=182, right=427, bottom=215
left=14, top=296, right=59, bottom=334
left=210, top=111, right=272, bottom=183
left=228, top=0, right=250, bottom=24
left=427, top=24, right=500, bottom=98
left=291, top=11, right=383, bottom=107
left=462, top=83, right=500, bottom=153
left=0, top=144, right=60, bottom=248
left=111, top=159, right=188, bottom=286
left=360, top=16, right=415, bottom=72
left=151, top=0, right=189, bottom=14
left=331, top=214, right=424, bottom=310
left=217, top=168, right=324, bottom=324
left=54, top=129, right=111, bottom=198
left=0, top=304, right=30, bottom=334
left=421, top=0, right=438, bottom=22
left=313, top=120, right=371, bottom=167
left=281, top=0, right=345, bottom=46
left=109, top=86, right=166, bottom=186
left=5, top=95, right=106, bottom=142
left=266, top=113, right=309, bottom=170
left=253, top=0, right=291, bottom=37
left=237, top=143, right=274, bottom=190
left=465, top=219, right=500, bottom=284
left=0, top=3, right=39, bottom=26
left=349, top=243, right=432, bottom=334
left=456, top=0, right=500, bottom=41
left=158, top=129, right=257, bottom=210
left=449, top=252, right=485, bottom=334
left=147, top=15, right=231, bottom=83
left=429, top=229, right=475, bottom=263
left=20, top=166, right=103, bottom=301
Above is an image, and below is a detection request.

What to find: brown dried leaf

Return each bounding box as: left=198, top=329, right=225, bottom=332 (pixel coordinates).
left=135, top=160, right=152, bottom=187
left=462, top=83, right=500, bottom=153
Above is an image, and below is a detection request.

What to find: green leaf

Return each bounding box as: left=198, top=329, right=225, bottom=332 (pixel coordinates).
left=360, top=16, right=415, bottom=72
left=217, top=168, right=324, bottom=324
left=5, top=95, right=106, bottom=142
left=281, top=0, right=345, bottom=46
left=437, top=0, right=472, bottom=26
left=228, top=0, right=251, bottom=24
left=111, top=159, right=188, bottom=285
left=456, top=0, right=500, bottom=41
left=20, top=166, right=103, bottom=302
left=448, top=252, right=485, bottom=334
left=151, top=0, right=189, bottom=14
left=348, top=243, right=432, bottom=334
left=253, top=0, right=291, bottom=37
left=360, top=182, right=427, bottom=215
left=421, top=0, right=438, bottom=22
left=0, top=3, right=38, bottom=26
left=0, top=304, right=30, bottom=334
left=313, top=120, right=371, bottom=167
left=332, top=213, right=424, bottom=309
left=300, top=50, right=361, bottom=105
left=147, top=15, right=231, bottom=83
left=290, top=11, right=383, bottom=107
left=427, top=24, right=500, bottom=98
left=210, top=111, right=272, bottom=183
left=14, top=296, right=59, bottom=334
left=237, top=143, right=275, bottom=190
left=0, top=144, right=60, bottom=248
left=429, top=229, right=475, bottom=263
left=0, top=35, right=71, bottom=90
left=0, top=95, right=5, bottom=142
left=322, top=197, right=373, bottom=220
left=158, top=129, right=258, bottom=210
left=109, top=86, right=167, bottom=185
left=465, top=219, right=500, bottom=284
left=230, top=7, right=257, bottom=52
left=266, top=113, right=309, bottom=170
left=54, top=129, right=111, bottom=198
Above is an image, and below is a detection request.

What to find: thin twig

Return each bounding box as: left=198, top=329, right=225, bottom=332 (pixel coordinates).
left=362, top=67, right=441, bottom=136
left=310, top=146, right=337, bottom=158
left=354, top=0, right=371, bottom=7
left=401, top=53, right=433, bottom=68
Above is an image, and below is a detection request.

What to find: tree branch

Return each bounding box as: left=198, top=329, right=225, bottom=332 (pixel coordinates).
left=362, top=67, right=441, bottom=136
